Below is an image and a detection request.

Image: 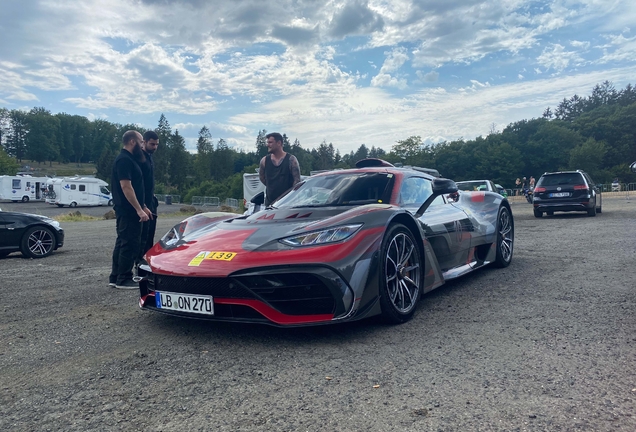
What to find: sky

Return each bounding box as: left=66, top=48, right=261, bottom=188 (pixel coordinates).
left=1, top=0, right=635, bottom=154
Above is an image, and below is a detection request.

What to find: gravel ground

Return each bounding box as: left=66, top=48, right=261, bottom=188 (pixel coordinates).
left=1, top=198, right=635, bottom=431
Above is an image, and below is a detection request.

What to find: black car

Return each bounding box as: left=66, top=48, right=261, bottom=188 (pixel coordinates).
left=532, top=170, right=602, bottom=218
left=0, top=209, right=65, bottom=258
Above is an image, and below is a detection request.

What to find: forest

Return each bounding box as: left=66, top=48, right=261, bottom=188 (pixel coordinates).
left=1, top=80, right=635, bottom=203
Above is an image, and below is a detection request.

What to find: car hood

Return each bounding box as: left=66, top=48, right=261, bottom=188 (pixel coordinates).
left=146, top=205, right=393, bottom=277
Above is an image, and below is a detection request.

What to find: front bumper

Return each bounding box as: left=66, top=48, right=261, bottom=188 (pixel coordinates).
left=54, top=227, right=64, bottom=249
left=137, top=264, right=355, bottom=326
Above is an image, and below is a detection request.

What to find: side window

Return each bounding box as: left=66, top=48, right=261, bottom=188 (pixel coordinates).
left=100, top=187, right=110, bottom=195
left=26, top=182, right=31, bottom=188
left=71, top=184, right=76, bottom=190
left=399, top=177, right=433, bottom=207
left=428, top=195, right=445, bottom=208
left=12, top=179, right=21, bottom=189
left=79, top=185, right=86, bottom=192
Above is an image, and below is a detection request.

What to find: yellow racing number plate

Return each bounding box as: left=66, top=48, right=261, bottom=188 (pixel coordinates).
left=188, top=251, right=237, bottom=266
left=206, top=251, right=237, bottom=261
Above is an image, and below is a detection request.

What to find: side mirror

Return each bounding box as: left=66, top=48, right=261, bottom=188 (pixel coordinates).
left=432, top=178, right=458, bottom=195
left=631, top=161, right=636, bottom=173
left=415, top=178, right=458, bottom=217
left=251, top=191, right=265, bottom=205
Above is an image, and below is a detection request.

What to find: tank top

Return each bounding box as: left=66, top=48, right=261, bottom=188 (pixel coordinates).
left=264, top=153, right=293, bottom=206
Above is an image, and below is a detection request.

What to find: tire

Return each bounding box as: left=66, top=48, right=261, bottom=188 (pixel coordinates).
left=597, top=204, right=602, bottom=214
left=56, top=204, right=64, bottom=208
left=533, top=209, right=543, bottom=218
left=493, top=206, right=514, bottom=268
left=547, top=211, right=554, bottom=216
left=587, top=199, right=597, bottom=217
left=108, top=199, right=113, bottom=206
left=69, top=202, right=77, bottom=208
left=20, top=226, right=56, bottom=258
left=378, top=223, right=422, bottom=324
left=22, top=196, right=30, bottom=203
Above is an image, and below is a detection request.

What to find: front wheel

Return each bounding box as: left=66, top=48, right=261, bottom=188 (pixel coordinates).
left=108, top=199, right=113, bottom=206
left=21, top=226, right=56, bottom=258
left=378, top=224, right=422, bottom=324
left=493, top=206, right=514, bottom=268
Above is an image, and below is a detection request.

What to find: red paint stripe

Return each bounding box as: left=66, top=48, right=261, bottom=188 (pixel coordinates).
left=471, top=192, right=486, bottom=202
left=215, top=298, right=334, bottom=325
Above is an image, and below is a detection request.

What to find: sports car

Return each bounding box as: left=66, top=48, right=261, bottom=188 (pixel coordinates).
left=137, top=159, right=514, bottom=326
left=0, top=208, right=65, bottom=258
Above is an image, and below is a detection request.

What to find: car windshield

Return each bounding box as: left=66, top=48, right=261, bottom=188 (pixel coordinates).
left=457, top=181, right=487, bottom=191
left=273, top=172, right=395, bottom=208
left=538, top=173, right=585, bottom=186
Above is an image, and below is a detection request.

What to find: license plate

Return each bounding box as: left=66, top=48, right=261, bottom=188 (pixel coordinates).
left=155, top=291, right=214, bottom=315
left=550, top=192, right=570, bottom=197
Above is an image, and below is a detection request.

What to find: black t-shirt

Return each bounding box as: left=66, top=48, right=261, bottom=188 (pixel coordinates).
left=139, top=150, right=155, bottom=210
left=111, top=149, right=145, bottom=216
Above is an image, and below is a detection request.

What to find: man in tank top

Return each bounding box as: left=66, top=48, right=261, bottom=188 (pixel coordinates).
left=258, top=132, right=301, bottom=206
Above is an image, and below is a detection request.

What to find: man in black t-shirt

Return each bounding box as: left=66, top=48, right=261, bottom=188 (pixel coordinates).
left=258, top=132, right=301, bottom=206
left=138, top=130, right=159, bottom=262
left=109, top=130, right=151, bottom=289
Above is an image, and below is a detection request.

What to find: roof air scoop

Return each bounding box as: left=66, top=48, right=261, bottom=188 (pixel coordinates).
left=355, top=158, right=395, bottom=168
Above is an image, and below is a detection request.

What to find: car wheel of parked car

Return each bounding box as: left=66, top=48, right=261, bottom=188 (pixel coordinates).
left=533, top=209, right=543, bottom=218
left=108, top=199, right=113, bottom=206
left=379, top=223, right=422, bottom=324
left=69, top=202, right=77, bottom=208
left=493, top=206, right=514, bottom=268
left=587, top=200, right=597, bottom=217
left=597, top=204, right=602, bottom=214
left=21, top=226, right=55, bottom=258
left=56, top=204, right=64, bottom=208
left=22, top=196, right=29, bottom=203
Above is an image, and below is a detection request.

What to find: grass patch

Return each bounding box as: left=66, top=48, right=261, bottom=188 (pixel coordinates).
left=54, top=213, right=101, bottom=222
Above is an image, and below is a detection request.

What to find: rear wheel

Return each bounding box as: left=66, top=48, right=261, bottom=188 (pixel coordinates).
left=69, top=201, right=77, bottom=208
left=21, top=226, right=56, bottom=258
left=56, top=204, right=64, bottom=208
left=22, top=196, right=29, bottom=203
left=379, top=224, right=422, bottom=324
left=533, top=209, right=543, bottom=218
left=493, top=206, right=514, bottom=268
left=587, top=200, right=597, bottom=217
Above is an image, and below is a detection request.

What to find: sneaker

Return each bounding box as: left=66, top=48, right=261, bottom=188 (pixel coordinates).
left=114, top=279, right=138, bottom=290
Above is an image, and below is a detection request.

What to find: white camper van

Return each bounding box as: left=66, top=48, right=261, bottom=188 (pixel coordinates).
left=46, top=177, right=113, bottom=208
left=0, top=175, right=49, bottom=202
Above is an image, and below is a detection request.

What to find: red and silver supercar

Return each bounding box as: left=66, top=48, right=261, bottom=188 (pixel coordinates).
left=137, top=159, right=514, bottom=326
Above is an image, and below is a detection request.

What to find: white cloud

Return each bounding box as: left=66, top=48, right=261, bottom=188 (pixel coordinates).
left=371, top=47, right=409, bottom=88
left=536, top=44, right=585, bottom=72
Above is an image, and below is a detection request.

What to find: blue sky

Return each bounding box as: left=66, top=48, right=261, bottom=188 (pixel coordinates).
left=1, top=0, right=635, bottom=154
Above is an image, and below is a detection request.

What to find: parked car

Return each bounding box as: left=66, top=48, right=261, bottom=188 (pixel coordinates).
left=532, top=170, right=602, bottom=217
left=136, top=159, right=514, bottom=326
left=0, top=208, right=65, bottom=258
left=456, top=180, right=508, bottom=198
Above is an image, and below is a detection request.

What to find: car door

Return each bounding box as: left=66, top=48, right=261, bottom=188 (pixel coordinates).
left=0, top=212, right=23, bottom=250
left=399, top=176, right=473, bottom=272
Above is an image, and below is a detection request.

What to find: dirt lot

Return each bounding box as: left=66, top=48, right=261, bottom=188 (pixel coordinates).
left=1, top=198, right=635, bottom=431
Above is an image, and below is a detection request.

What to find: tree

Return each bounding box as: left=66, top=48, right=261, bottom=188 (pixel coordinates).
left=154, top=114, right=172, bottom=184
left=255, top=129, right=268, bottom=157
left=0, top=146, right=19, bottom=175
left=569, top=138, right=606, bottom=179
left=25, top=107, right=60, bottom=165
left=6, top=110, right=29, bottom=161
left=195, top=126, right=213, bottom=182
left=168, top=130, right=189, bottom=189
left=392, top=136, right=422, bottom=160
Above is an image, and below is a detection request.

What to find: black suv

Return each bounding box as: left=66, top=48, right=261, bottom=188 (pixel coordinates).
left=532, top=170, right=602, bottom=218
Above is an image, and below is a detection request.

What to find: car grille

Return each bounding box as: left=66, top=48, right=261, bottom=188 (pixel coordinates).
left=150, top=272, right=336, bottom=316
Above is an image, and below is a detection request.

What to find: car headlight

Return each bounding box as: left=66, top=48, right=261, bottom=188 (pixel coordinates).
left=280, top=224, right=362, bottom=247
left=161, top=221, right=187, bottom=247
left=49, top=220, right=61, bottom=228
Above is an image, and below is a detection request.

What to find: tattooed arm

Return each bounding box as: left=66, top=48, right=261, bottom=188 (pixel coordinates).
left=290, top=155, right=301, bottom=185
left=259, top=156, right=267, bottom=185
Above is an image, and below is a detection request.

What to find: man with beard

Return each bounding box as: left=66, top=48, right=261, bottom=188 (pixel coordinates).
left=259, top=132, right=301, bottom=206
left=138, top=130, right=159, bottom=263
left=109, top=130, right=151, bottom=289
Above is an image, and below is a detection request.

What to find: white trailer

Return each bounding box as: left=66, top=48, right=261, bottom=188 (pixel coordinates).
left=46, top=177, right=113, bottom=208
left=0, top=175, right=49, bottom=202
